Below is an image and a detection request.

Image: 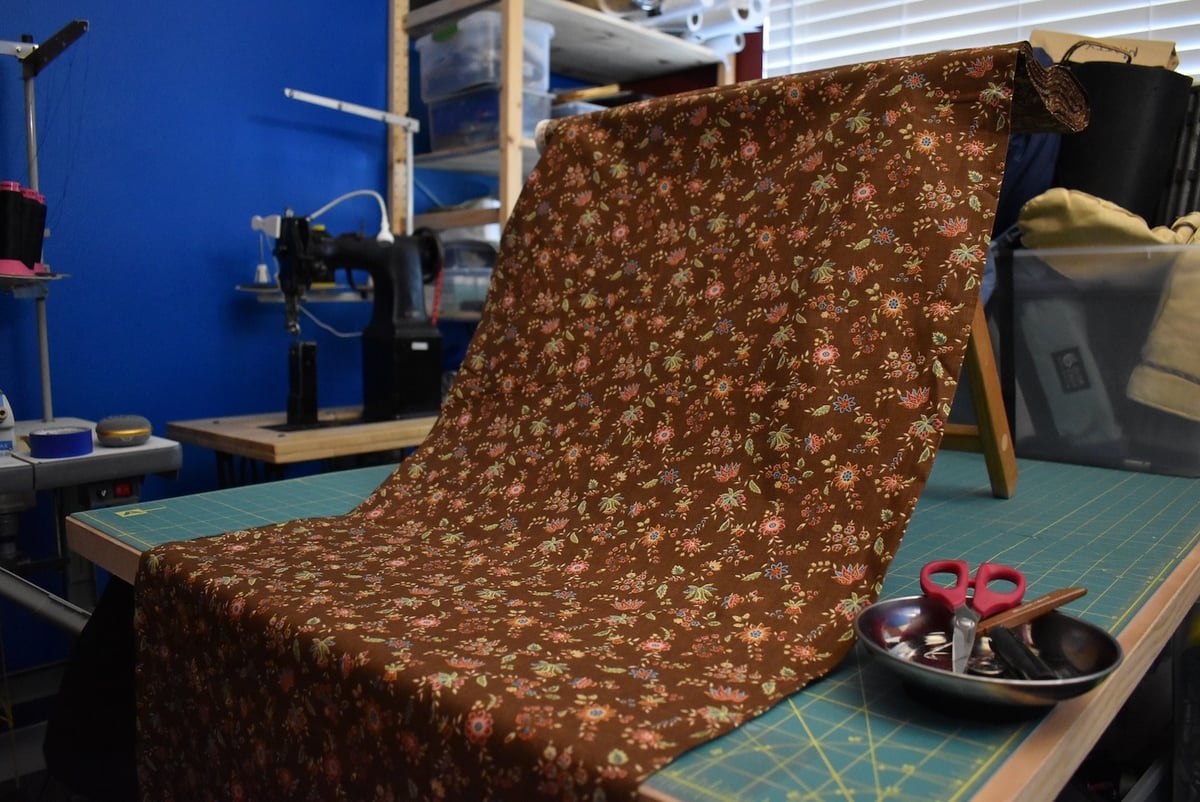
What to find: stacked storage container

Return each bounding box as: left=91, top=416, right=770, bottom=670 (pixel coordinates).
left=416, top=11, right=555, bottom=152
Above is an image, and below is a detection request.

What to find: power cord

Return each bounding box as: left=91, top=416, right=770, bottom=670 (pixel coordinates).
left=306, top=189, right=393, bottom=243
left=298, top=304, right=362, bottom=339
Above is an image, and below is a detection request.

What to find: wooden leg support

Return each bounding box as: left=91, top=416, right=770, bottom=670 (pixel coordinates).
left=943, top=301, right=1019, bottom=499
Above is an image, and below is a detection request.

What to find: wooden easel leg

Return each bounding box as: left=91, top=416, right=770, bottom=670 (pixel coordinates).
left=943, top=301, right=1019, bottom=499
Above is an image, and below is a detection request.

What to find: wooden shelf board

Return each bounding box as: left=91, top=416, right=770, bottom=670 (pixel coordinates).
left=413, top=206, right=502, bottom=230
left=414, top=141, right=542, bottom=174
left=406, top=0, right=720, bottom=84
left=533, top=0, right=719, bottom=83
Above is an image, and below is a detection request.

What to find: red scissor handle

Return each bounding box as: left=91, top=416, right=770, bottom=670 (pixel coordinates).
left=919, top=559, right=1025, bottom=617
left=971, top=562, right=1026, bottom=617
left=920, top=559, right=971, bottom=611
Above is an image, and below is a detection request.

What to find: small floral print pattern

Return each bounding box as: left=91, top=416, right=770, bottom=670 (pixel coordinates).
left=137, top=44, right=1045, bottom=801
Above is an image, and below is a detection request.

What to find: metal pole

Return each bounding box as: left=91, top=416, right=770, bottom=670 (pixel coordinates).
left=0, top=565, right=89, bottom=635
left=25, top=75, right=54, bottom=422
left=8, top=22, right=90, bottom=423
left=23, top=67, right=38, bottom=191
left=35, top=300, right=52, bottom=423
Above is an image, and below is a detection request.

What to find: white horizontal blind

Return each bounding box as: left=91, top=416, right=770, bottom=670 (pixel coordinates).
left=764, top=0, right=1200, bottom=82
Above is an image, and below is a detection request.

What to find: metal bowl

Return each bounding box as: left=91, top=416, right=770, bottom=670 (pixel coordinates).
left=854, top=595, right=1123, bottom=708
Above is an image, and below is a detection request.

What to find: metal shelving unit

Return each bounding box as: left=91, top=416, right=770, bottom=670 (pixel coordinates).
left=392, top=0, right=732, bottom=232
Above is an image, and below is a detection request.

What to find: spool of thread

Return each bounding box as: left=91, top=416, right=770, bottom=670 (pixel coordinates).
left=0, top=181, right=25, bottom=267
left=28, top=427, right=94, bottom=459
left=21, top=188, right=46, bottom=271
left=0, top=390, right=12, bottom=455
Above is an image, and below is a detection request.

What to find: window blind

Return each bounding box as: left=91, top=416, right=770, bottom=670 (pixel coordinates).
left=764, top=0, right=1200, bottom=81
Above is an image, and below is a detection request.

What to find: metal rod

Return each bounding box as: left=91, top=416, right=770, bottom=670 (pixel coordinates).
left=284, top=88, right=420, bottom=133
left=23, top=72, right=38, bottom=190
left=24, top=70, right=54, bottom=421
left=35, top=299, right=53, bottom=421
left=283, top=86, right=419, bottom=235
left=0, top=565, right=89, bottom=635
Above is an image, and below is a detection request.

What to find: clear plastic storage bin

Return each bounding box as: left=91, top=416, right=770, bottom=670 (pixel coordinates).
left=416, top=11, right=555, bottom=102
left=427, top=87, right=552, bottom=151
left=442, top=267, right=493, bottom=313
left=551, top=100, right=606, bottom=118
left=426, top=267, right=494, bottom=317
left=1003, top=244, right=1200, bottom=477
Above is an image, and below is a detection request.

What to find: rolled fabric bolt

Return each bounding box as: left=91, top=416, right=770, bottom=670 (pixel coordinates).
left=28, top=426, right=93, bottom=458
left=640, top=0, right=714, bottom=25
left=642, top=7, right=706, bottom=30
left=694, top=0, right=764, bottom=39
left=685, top=31, right=746, bottom=54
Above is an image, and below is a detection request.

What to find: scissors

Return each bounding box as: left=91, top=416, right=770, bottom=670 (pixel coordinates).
left=920, top=559, right=1026, bottom=673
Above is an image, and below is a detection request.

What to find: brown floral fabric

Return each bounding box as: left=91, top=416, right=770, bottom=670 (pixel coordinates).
left=135, top=44, right=1083, bottom=801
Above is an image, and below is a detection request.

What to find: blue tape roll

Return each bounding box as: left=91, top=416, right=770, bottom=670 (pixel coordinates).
left=28, top=426, right=94, bottom=459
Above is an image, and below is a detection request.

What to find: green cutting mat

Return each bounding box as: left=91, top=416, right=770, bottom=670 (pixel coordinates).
left=69, top=453, right=1200, bottom=800
left=645, top=454, right=1200, bottom=801
left=71, top=464, right=396, bottom=553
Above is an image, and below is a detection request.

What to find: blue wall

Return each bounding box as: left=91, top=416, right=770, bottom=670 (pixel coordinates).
left=0, top=1, right=510, bottom=673
left=1, top=1, right=493, bottom=499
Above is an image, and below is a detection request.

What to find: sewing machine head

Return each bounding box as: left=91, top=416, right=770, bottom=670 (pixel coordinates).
left=258, top=211, right=445, bottom=423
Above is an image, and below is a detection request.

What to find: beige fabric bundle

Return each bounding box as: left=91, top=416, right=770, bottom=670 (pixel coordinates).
left=1018, top=188, right=1200, bottom=421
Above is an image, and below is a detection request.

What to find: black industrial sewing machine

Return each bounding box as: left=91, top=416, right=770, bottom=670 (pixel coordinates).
left=271, top=213, right=443, bottom=426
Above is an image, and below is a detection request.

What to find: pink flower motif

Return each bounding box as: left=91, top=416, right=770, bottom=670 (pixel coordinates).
left=760, top=516, right=785, bottom=536
left=833, top=563, right=868, bottom=585
left=706, top=686, right=749, bottom=702
left=464, top=709, right=494, bottom=744
left=739, top=624, right=771, bottom=644
left=813, top=344, right=839, bottom=365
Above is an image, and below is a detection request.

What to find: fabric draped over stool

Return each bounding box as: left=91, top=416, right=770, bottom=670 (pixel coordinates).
left=135, top=43, right=1085, bottom=801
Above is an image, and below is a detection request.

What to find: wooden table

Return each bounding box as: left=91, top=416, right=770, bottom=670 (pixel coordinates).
left=167, top=407, right=437, bottom=484
left=65, top=452, right=1200, bottom=799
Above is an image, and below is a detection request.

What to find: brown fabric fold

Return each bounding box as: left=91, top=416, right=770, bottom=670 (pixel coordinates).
left=1011, top=45, right=1089, bottom=133
left=135, top=43, right=1086, bottom=801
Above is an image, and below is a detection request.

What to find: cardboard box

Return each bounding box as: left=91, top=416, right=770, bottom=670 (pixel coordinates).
left=1029, top=30, right=1180, bottom=69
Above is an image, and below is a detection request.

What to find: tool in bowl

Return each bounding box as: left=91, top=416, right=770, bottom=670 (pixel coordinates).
left=920, top=560, right=1026, bottom=674
left=978, top=586, right=1087, bottom=634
